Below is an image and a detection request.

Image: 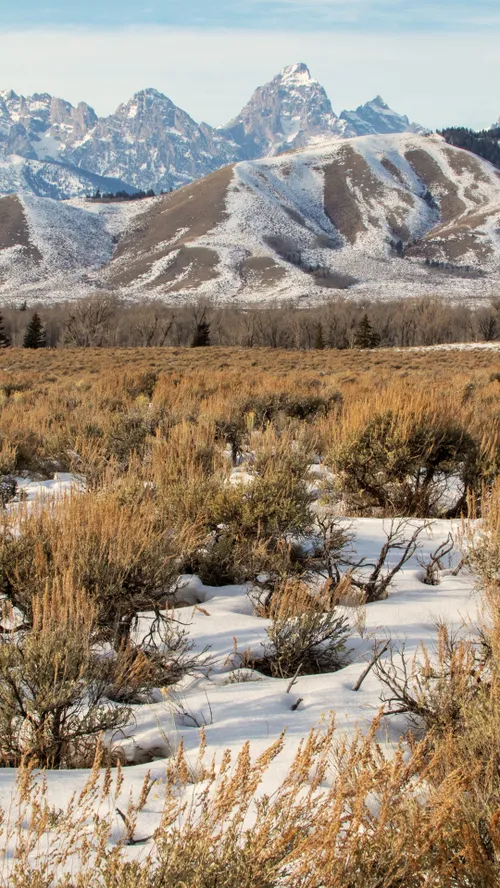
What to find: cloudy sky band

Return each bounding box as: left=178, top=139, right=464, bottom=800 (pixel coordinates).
left=0, top=2, right=497, bottom=131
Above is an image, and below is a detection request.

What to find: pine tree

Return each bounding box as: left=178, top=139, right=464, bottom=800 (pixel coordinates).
left=23, top=312, right=46, bottom=349
left=191, top=314, right=211, bottom=348
left=314, top=322, right=325, bottom=350
left=354, top=314, right=380, bottom=349
left=0, top=314, right=11, bottom=348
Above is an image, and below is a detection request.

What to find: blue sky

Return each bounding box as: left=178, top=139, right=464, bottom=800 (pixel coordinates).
left=3, top=0, right=500, bottom=29
left=0, top=2, right=498, bottom=130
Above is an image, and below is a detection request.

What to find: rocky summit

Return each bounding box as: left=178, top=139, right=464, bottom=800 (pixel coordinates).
left=221, top=62, right=350, bottom=157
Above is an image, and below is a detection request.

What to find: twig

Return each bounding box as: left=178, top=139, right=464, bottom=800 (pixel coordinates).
left=352, top=642, right=390, bottom=692
left=451, top=557, right=466, bottom=577
left=286, top=664, right=302, bottom=694
left=418, top=533, right=455, bottom=585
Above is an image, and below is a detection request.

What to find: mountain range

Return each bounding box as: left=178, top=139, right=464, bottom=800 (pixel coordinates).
left=1, top=131, right=499, bottom=306
left=0, top=64, right=425, bottom=198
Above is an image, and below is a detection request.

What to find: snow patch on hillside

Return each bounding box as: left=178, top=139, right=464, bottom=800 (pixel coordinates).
left=20, top=194, right=114, bottom=270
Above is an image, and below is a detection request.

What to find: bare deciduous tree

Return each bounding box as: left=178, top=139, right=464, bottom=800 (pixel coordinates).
left=63, top=294, right=117, bottom=347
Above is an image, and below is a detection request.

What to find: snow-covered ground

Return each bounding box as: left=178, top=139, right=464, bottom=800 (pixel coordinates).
left=5, top=472, right=82, bottom=514
left=125, top=517, right=475, bottom=766
left=0, top=473, right=480, bottom=854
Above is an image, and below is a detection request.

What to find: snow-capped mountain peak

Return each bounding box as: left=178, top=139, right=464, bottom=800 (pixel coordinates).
left=221, top=62, right=344, bottom=157
left=280, top=62, right=314, bottom=83
left=0, top=66, right=427, bottom=199
left=340, top=96, right=426, bottom=136
left=65, top=88, right=238, bottom=193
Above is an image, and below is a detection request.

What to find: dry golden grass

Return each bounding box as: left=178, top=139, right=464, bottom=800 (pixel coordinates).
left=0, top=489, right=195, bottom=639
left=1, top=345, right=500, bottom=477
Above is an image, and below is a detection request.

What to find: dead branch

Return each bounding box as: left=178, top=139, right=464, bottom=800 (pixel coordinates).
left=352, top=641, right=390, bottom=692
left=350, top=520, right=429, bottom=603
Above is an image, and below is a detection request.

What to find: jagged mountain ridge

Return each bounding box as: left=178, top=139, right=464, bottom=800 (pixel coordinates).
left=65, top=89, right=239, bottom=193
left=0, top=66, right=425, bottom=197
left=339, top=95, right=426, bottom=137
left=1, top=133, right=499, bottom=306
left=0, top=87, right=238, bottom=195
left=221, top=65, right=425, bottom=157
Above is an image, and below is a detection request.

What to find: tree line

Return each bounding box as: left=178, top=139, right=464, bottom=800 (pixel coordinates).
left=439, top=126, right=500, bottom=170
left=1, top=295, right=500, bottom=350
left=87, top=187, right=173, bottom=202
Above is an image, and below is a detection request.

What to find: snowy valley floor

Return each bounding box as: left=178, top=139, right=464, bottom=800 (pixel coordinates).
left=0, top=475, right=479, bottom=855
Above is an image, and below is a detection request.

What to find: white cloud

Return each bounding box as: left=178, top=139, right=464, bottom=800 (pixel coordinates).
left=0, top=26, right=497, bottom=130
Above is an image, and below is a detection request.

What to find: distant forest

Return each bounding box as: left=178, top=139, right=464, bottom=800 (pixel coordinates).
left=440, top=126, right=500, bottom=169
left=87, top=188, right=157, bottom=202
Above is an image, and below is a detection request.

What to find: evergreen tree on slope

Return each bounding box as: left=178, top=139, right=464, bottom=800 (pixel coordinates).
left=191, top=312, right=211, bottom=348
left=314, top=322, right=325, bottom=350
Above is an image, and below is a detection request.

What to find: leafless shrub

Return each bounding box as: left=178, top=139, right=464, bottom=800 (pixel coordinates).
left=62, top=294, right=118, bottom=347
left=417, top=532, right=455, bottom=585
left=110, top=608, right=210, bottom=704
left=132, top=310, right=175, bottom=347
left=374, top=622, right=482, bottom=735
left=342, top=519, right=429, bottom=603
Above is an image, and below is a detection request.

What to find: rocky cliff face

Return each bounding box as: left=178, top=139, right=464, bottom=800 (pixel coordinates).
left=221, top=62, right=350, bottom=157
left=0, top=90, right=98, bottom=159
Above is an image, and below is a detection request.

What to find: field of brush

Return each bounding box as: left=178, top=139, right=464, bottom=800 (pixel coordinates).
left=1, top=345, right=500, bottom=886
